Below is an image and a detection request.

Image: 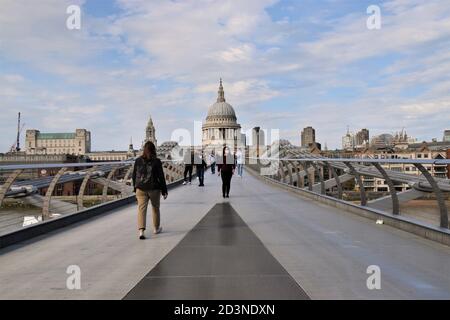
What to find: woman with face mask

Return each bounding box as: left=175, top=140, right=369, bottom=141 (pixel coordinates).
left=217, top=146, right=235, bottom=198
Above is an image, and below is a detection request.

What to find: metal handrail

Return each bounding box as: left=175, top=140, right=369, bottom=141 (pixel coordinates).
left=0, top=159, right=184, bottom=171
left=247, top=155, right=450, bottom=228
left=247, top=157, right=450, bottom=165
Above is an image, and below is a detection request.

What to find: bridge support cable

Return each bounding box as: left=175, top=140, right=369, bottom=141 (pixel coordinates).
left=297, top=164, right=306, bottom=188
left=344, top=162, right=367, bottom=206
left=286, top=161, right=294, bottom=185
left=288, top=161, right=303, bottom=187
left=43, top=167, right=68, bottom=220
left=280, top=161, right=293, bottom=185
left=0, top=169, right=23, bottom=207
left=102, top=166, right=119, bottom=203
left=305, top=161, right=315, bottom=191
left=77, top=166, right=98, bottom=211
left=325, top=162, right=343, bottom=200
left=414, top=163, right=449, bottom=228
left=121, top=164, right=134, bottom=196
left=310, top=162, right=325, bottom=195
left=372, top=163, right=400, bottom=215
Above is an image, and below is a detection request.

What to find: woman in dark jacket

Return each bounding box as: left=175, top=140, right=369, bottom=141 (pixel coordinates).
left=132, top=141, right=168, bottom=240
left=217, top=146, right=235, bottom=198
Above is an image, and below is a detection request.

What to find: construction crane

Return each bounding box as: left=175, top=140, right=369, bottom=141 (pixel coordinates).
left=9, top=112, right=25, bottom=153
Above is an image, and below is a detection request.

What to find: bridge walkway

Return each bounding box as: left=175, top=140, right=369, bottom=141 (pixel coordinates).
left=1, top=169, right=450, bottom=299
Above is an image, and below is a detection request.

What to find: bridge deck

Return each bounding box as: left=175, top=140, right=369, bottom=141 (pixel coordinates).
left=1, top=169, right=450, bottom=299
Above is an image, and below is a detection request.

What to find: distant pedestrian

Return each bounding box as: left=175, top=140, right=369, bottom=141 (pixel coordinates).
left=195, top=151, right=207, bottom=187
left=209, top=152, right=216, bottom=174
left=132, top=141, right=168, bottom=240
left=218, top=146, right=235, bottom=198
left=236, top=148, right=244, bottom=177
left=183, top=148, right=194, bottom=185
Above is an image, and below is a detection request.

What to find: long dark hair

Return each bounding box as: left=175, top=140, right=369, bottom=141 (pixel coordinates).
left=143, top=141, right=157, bottom=160
left=222, top=146, right=230, bottom=157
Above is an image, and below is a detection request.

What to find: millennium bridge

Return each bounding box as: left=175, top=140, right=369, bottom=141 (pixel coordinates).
left=0, top=150, right=450, bottom=299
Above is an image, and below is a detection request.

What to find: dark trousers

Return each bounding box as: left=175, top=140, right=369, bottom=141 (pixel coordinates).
left=184, top=165, right=193, bottom=182
left=211, top=162, right=216, bottom=174
left=221, top=171, right=232, bottom=196
left=197, top=167, right=205, bottom=185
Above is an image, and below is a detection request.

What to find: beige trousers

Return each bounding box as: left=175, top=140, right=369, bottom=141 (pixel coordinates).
left=136, top=189, right=161, bottom=231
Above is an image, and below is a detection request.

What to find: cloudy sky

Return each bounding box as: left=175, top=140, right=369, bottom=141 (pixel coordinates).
left=1, top=0, right=449, bottom=152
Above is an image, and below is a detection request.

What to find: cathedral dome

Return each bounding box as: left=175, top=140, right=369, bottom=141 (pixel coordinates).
left=205, top=79, right=237, bottom=122
left=207, top=102, right=236, bottom=119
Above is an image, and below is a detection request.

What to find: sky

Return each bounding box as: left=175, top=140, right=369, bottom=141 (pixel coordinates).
left=1, top=0, right=449, bottom=152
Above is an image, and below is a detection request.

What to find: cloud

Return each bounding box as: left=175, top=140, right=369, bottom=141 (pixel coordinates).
left=0, top=0, right=449, bottom=152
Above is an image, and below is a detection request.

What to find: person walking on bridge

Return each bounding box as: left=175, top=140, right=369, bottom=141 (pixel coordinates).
left=218, top=146, right=235, bottom=198
left=182, top=148, right=194, bottom=185
left=236, top=148, right=244, bottom=177
left=195, top=150, right=207, bottom=187
left=132, top=141, right=168, bottom=240
left=209, top=152, right=216, bottom=174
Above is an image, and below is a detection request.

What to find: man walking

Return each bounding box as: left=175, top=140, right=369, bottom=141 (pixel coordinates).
left=195, top=151, right=207, bottom=187
left=183, top=148, right=194, bottom=185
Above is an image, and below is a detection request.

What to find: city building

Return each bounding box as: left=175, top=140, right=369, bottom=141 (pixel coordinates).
left=202, top=79, right=242, bottom=150
left=444, top=130, right=450, bottom=142
left=25, top=129, right=91, bottom=155
left=354, top=140, right=450, bottom=192
left=252, top=127, right=265, bottom=147
left=370, top=133, right=394, bottom=149
left=301, top=126, right=316, bottom=147
left=249, top=127, right=266, bottom=157
left=342, top=128, right=355, bottom=151
left=355, top=129, right=369, bottom=147
left=144, top=116, right=157, bottom=146
left=86, top=138, right=136, bottom=162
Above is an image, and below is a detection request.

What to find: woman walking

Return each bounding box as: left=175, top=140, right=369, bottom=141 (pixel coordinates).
left=217, top=146, right=235, bottom=198
left=132, top=141, right=168, bottom=240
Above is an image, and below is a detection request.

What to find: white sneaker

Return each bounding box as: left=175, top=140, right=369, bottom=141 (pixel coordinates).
left=154, top=226, right=162, bottom=234
left=182, top=181, right=187, bottom=185
left=188, top=181, right=192, bottom=185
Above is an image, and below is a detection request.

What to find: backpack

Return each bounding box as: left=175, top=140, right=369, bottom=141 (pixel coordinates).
left=136, top=158, right=154, bottom=188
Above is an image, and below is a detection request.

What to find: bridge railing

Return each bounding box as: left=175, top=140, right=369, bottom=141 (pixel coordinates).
left=0, top=159, right=186, bottom=236
left=247, top=156, right=450, bottom=229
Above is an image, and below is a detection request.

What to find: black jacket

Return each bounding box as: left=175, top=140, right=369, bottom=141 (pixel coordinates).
left=217, top=154, right=235, bottom=173
left=132, top=157, right=168, bottom=195
left=196, top=159, right=207, bottom=170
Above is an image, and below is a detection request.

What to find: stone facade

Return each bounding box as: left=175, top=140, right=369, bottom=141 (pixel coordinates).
left=25, top=129, right=91, bottom=155
left=301, top=126, right=315, bottom=147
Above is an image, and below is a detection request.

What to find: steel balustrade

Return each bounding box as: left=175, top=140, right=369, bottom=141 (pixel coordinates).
left=0, top=159, right=186, bottom=234
left=43, top=167, right=68, bottom=220
left=344, top=161, right=367, bottom=206
left=414, top=163, right=449, bottom=228
left=248, top=156, right=450, bottom=229
left=0, top=169, right=23, bottom=207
